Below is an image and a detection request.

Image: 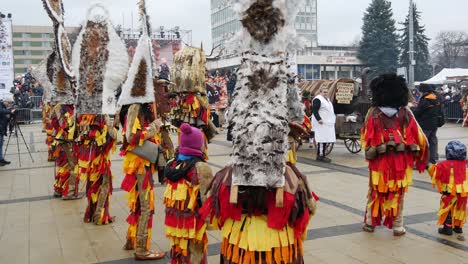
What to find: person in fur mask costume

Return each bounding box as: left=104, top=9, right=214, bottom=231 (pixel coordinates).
left=42, top=0, right=81, bottom=200
left=428, top=141, right=467, bottom=240
left=164, top=123, right=213, bottom=263
left=199, top=1, right=318, bottom=263
left=72, top=3, right=128, bottom=225
left=361, top=73, right=429, bottom=236
left=118, top=0, right=166, bottom=260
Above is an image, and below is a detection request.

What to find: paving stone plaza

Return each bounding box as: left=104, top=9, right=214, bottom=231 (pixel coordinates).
left=0, top=123, right=466, bottom=264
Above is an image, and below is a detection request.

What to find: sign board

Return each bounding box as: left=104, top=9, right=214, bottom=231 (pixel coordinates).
left=0, top=17, right=14, bottom=100
left=206, top=76, right=228, bottom=110
left=335, top=82, right=354, bottom=104
left=124, top=39, right=182, bottom=67
left=326, top=56, right=359, bottom=65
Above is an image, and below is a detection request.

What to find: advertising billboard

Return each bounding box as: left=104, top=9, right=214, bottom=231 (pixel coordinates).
left=0, top=17, right=14, bottom=99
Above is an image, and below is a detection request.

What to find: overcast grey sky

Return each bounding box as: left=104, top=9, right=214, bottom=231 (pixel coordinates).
left=2, top=0, right=467, bottom=48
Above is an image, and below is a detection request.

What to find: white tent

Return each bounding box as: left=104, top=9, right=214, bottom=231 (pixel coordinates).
left=421, top=68, right=468, bottom=84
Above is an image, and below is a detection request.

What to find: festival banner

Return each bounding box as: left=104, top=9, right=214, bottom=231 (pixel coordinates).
left=124, top=38, right=181, bottom=67
left=0, top=17, right=14, bottom=100
left=206, top=76, right=228, bottom=110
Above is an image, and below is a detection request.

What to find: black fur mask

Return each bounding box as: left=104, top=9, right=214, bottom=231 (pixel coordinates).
left=370, top=73, right=409, bottom=108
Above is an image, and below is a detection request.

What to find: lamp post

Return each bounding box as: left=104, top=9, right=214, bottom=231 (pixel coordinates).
left=408, top=0, right=415, bottom=89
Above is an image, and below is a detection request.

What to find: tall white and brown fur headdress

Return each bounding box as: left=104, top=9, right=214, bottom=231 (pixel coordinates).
left=42, top=0, right=76, bottom=105
left=118, top=0, right=155, bottom=106
left=228, top=0, right=305, bottom=188
left=72, top=3, right=129, bottom=115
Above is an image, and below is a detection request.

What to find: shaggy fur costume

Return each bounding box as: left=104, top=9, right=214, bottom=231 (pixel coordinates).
left=201, top=1, right=319, bottom=264
left=42, top=0, right=75, bottom=105
left=72, top=3, right=129, bottom=115
left=169, top=47, right=217, bottom=143
left=117, top=11, right=154, bottom=107
left=43, top=0, right=80, bottom=200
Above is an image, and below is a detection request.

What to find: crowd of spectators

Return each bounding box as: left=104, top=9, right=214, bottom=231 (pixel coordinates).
left=10, top=69, right=43, bottom=109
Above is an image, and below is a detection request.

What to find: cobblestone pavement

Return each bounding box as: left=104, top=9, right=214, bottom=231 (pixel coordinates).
left=0, top=123, right=466, bottom=264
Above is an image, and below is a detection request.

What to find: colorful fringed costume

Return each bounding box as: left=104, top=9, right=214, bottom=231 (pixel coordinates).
left=117, top=1, right=166, bottom=260
left=120, top=104, right=161, bottom=252
left=42, top=0, right=79, bottom=199
left=75, top=115, right=117, bottom=224
left=71, top=3, right=129, bottom=224
left=200, top=1, right=318, bottom=263
left=164, top=123, right=213, bottom=263
left=361, top=74, right=429, bottom=234
left=428, top=141, right=467, bottom=235
left=362, top=105, right=428, bottom=230
left=429, top=160, right=468, bottom=229
left=200, top=164, right=317, bottom=264
left=170, top=47, right=217, bottom=154
left=44, top=103, right=56, bottom=161
left=52, top=104, right=78, bottom=198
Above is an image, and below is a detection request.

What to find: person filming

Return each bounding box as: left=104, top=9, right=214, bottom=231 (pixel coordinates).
left=0, top=100, right=15, bottom=166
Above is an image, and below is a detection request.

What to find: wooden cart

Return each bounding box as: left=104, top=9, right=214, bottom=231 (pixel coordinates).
left=299, top=78, right=371, bottom=155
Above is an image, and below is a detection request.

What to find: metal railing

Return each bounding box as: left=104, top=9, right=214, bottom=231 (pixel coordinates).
left=29, top=96, right=42, bottom=109
left=15, top=108, right=33, bottom=124
left=443, top=102, right=463, bottom=122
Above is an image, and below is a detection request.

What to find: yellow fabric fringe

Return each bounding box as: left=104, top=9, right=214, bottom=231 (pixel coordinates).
left=429, top=165, right=468, bottom=196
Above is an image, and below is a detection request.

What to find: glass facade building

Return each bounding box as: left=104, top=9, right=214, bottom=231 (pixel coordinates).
left=211, top=0, right=318, bottom=48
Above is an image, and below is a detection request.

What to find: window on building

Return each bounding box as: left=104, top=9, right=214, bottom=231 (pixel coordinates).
left=15, top=68, right=27, bottom=74
left=42, top=42, right=51, bottom=47
left=22, top=42, right=31, bottom=47
left=42, top=33, right=51, bottom=38
left=31, top=50, right=43, bottom=56
left=22, top=33, right=31, bottom=38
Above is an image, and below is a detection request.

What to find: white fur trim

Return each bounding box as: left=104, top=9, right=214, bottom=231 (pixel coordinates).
left=72, top=3, right=129, bottom=114
left=118, top=34, right=154, bottom=106
left=56, top=26, right=75, bottom=79
left=43, top=0, right=64, bottom=23
left=102, top=21, right=129, bottom=114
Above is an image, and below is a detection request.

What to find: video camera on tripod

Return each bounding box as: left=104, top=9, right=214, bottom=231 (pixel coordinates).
left=3, top=106, right=35, bottom=167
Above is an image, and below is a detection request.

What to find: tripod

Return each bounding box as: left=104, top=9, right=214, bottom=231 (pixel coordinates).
left=3, top=118, right=35, bottom=167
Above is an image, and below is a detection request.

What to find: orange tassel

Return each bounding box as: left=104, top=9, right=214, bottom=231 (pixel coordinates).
left=274, top=248, right=281, bottom=264
left=232, top=245, right=240, bottom=263
left=266, top=251, right=273, bottom=264
left=281, top=246, right=289, bottom=263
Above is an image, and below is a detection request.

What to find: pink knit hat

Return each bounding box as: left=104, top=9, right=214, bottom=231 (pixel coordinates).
left=179, top=123, right=204, bottom=157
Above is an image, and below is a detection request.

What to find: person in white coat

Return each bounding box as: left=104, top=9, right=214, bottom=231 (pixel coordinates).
left=311, top=87, right=336, bottom=162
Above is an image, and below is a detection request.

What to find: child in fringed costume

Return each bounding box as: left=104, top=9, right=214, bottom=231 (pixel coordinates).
left=361, top=74, right=429, bottom=236
left=71, top=3, right=129, bottom=225
left=170, top=47, right=217, bottom=158
left=428, top=141, right=467, bottom=240
left=118, top=0, right=166, bottom=260
left=199, top=1, right=318, bottom=263
left=42, top=0, right=81, bottom=199
left=32, top=59, right=55, bottom=161
left=164, top=123, right=213, bottom=263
